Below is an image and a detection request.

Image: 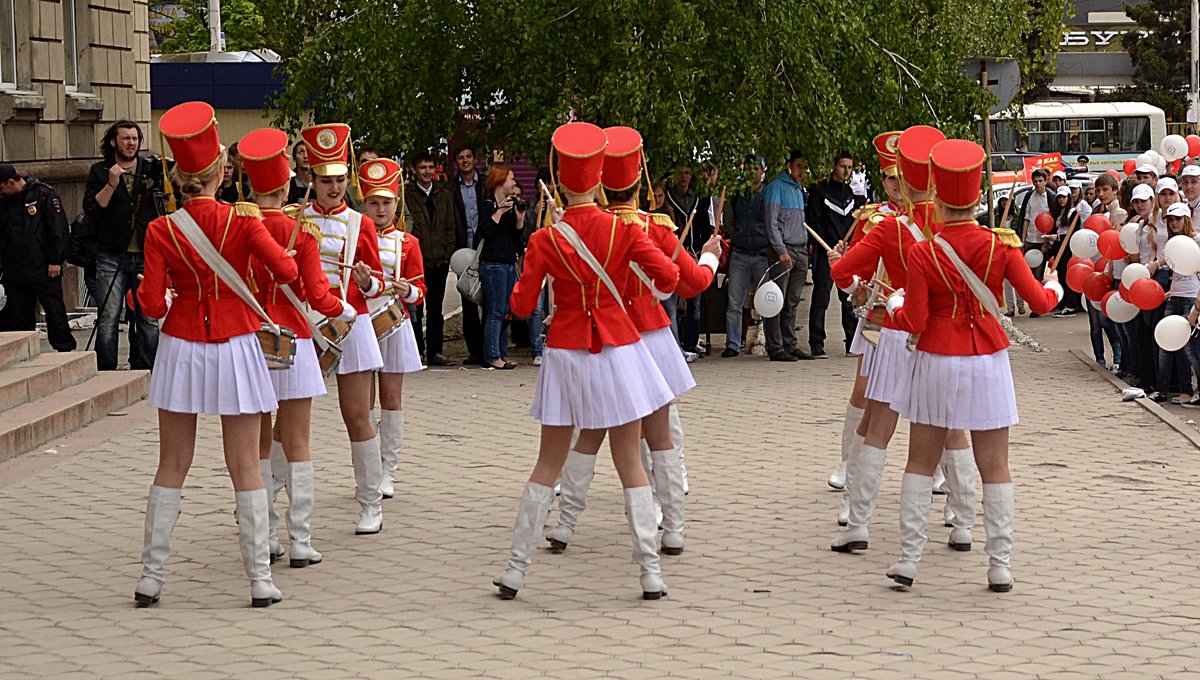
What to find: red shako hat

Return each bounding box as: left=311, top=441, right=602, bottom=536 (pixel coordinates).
left=552, top=122, right=608, bottom=195
left=601, top=126, right=643, bottom=192
left=897, top=125, right=946, bottom=192
left=301, top=123, right=352, bottom=176
left=359, top=158, right=403, bottom=199
left=159, top=101, right=222, bottom=176
left=238, top=128, right=293, bottom=196
left=873, top=131, right=902, bottom=178
left=930, top=139, right=986, bottom=210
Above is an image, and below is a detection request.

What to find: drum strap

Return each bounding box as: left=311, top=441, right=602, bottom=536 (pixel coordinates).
left=551, top=221, right=624, bottom=308
left=170, top=208, right=281, bottom=334
left=343, top=212, right=361, bottom=302
left=931, top=236, right=1002, bottom=320
left=278, top=283, right=331, bottom=351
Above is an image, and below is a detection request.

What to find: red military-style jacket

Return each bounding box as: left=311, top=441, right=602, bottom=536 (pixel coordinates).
left=378, top=225, right=428, bottom=319
left=831, top=202, right=932, bottom=332
left=892, top=220, right=1059, bottom=355
left=139, top=197, right=298, bottom=343
left=511, top=203, right=679, bottom=353
left=306, top=201, right=384, bottom=315
left=608, top=204, right=716, bottom=333
left=253, top=207, right=346, bottom=339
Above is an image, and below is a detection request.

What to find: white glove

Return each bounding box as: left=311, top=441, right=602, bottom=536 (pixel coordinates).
left=164, top=290, right=174, bottom=311
left=838, top=275, right=861, bottom=295
left=886, top=291, right=905, bottom=315
left=337, top=299, right=357, bottom=322
left=1044, top=280, right=1064, bottom=304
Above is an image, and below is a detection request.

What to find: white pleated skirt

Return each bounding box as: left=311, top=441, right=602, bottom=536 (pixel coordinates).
left=895, top=349, right=1019, bottom=431
left=269, top=338, right=327, bottom=401
left=849, top=318, right=871, bottom=356
left=530, top=341, right=675, bottom=430
left=640, top=326, right=696, bottom=397
left=379, top=319, right=424, bottom=374
left=149, top=332, right=278, bottom=415
left=865, top=327, right=913, bottom=405
left=336, top=314, right=384, bottom=375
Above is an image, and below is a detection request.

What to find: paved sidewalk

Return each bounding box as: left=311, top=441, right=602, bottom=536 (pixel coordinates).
left=1, top=319, right=1198, bottom=679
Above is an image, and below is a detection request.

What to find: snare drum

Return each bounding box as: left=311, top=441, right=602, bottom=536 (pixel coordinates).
left=257, top=324, right=297, bottom=370
left=860, top=306, right=887, bottom=346
left=367, top=295, right=407, bottom=343
left=313, top=316, right=352, bottom=347
left=316, top=340, right=342, bottom=377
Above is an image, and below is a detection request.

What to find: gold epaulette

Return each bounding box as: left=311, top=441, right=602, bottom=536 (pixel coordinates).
left=648, top=212, right=678, bottom=232
left=616, top=211, right=643, bottom=226
left=852, top=202, right=882, bottom=220
left=281, top=204, right=304, bottom=219
left=991, top=227, right=1022, bottom=248
left=234, top=202, right=262, bottom=219
left=302, top=220, right=322, bottom=241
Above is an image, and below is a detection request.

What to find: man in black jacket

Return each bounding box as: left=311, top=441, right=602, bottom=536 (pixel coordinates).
left=406, top=152, right=467, bottom=366
left=450, top=144, right=485, bottom=365
left=82, top=120, right=162, bottom=370
left=806, top=152, right=858, bottom=357
left=722, top=158, right=770, bottom=357
left=0, top=165, right=75, bottom=351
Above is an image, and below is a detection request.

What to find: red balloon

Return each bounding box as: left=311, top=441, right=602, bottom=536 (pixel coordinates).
left=1035, top=212, right=1055, bottom=235
left=1119, top=283, right=1132, bottom=297
left=1129, top=278, right=1166, bottom=310
left=1173, top=159, right=1184, bottom=175
left=1069, top=255, right=1092, bottom=270
left=1085, top=214, right=1113, bottom=235
left=1189, top=135, right=1200, bottom=158
left=1097, top=230, right=1125, bottom=260
left=1101, top=290, right=1119, bottom=317
left=1083, top=272, right=1113, bottom=301
left=1123, top=158, right=1138, bottom=175
left=1067, top=262, right=1095, bottom=292
left=1093, top=257, right=1110, bottom=273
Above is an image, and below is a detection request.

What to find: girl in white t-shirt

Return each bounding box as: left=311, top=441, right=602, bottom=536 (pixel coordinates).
left=1147, top=202, right=1200, bottom=405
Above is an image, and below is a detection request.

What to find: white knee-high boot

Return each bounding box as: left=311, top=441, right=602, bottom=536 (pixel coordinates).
left=350, top=438, right=383, bottom=535
left=379, top=409, right=404, bottom=500
left=259, top=459, right=284, bottom=563
left=134, top=485, right=181, bottom=607
left=650, top=447, right=686, bottom=555
left=837, top=430, right=864, bottom=526
left=270, top=439, right=288, bottom=501
left=545, top=450, right=597, bottom=552
left=831, top=444, right=887, bottom=552
left=983, top=483, right=1015, bottom=592
left=624, top=486, right=667, bottom=600
left=235, top=488, right=283, bottom=607
left=886, top=473, right=933, bottom=589
left=941, top=448, right=977, bottom=551
left=493, top=482, right=555, bottom=599
left=286, top=461, right=322, bottom=568
left=829, top=403, right=864, bottom=490
left=668, top=405, right=689, bottom=495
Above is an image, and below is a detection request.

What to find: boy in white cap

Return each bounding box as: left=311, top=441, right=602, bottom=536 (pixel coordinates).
left=1180, top=165, right=1200, bottom=223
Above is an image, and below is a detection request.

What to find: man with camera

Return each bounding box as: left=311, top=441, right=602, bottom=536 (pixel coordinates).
left=82, top=120, right=163, bottom=371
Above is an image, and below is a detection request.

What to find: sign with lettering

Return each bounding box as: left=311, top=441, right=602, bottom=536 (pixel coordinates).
left=1059, top=26, right=1144, bottom=53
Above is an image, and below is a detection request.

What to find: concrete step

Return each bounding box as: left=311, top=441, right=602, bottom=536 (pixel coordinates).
left=0, top=351, right=97, bottom=413
left=0, top=331, right=41, bottom=370
left=0, top=369, right=150, bottom=463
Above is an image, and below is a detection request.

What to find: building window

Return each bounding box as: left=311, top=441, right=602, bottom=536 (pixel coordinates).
left=0, top=0, right=14, bottom=87
left=63, top=0, right=78, bottom=90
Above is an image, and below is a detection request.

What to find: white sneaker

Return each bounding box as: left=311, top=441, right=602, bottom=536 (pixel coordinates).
left=683, top=351, right=699, bottom=364
left=532, top=356, right=542, bottom=366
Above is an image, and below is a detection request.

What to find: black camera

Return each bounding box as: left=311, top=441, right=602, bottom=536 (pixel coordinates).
left=510, top=196, right=528, bottom=211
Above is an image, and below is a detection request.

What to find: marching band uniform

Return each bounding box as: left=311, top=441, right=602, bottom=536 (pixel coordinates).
left=360, top=157, right=428, bottom=500
left=547, top=126, right=718, bottom=556
left=300, top=123, right=388, bottom=535
left=493, top=122, right=680, bottom=600
left=886, top=139, right=1062, bottom=591
left=134, top=101, right=298, bottom=607
left=242, top=127, right=356, bottom=568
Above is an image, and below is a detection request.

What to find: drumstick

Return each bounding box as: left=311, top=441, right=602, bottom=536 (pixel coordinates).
left=320, top=257, right=385, bottom=279
left=713, top=186, right=726, bottom=237
left=287, top=184, right=313, bottom=251
left=670, top=205, right=699, bottom=263
left=1048, top=208, right=1083, bottom=270
left=806, top=225, right=835, bottom=254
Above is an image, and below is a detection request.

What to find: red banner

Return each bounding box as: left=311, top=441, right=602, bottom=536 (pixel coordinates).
left=1021, top=153, right=1064, bottom=181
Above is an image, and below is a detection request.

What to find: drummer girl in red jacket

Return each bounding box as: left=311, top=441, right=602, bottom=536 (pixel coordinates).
left=133, top=101, right=298, bottom=608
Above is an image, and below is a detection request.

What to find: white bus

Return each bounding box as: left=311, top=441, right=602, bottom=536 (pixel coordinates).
left=988, top=101, right=1167, bottom=173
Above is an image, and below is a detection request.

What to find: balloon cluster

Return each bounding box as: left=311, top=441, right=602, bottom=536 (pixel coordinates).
left=1147, top=233, right=1200, bottom=351
left=1121, top=135, right=1200, bottom=177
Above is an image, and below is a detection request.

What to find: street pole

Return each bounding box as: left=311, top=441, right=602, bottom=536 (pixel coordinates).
left=1192, top=0, right=1199, bottom=132
left=981, top=60, right=994, bottom=229
left=208, top=0, right=222, bottom=52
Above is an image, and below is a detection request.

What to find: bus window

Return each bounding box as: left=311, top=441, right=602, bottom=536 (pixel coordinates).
left=989, top=119, right=1021, bottom=153
left=1027, top=119, right=1062, bottom=153
left=1065, top=118, right=1107, bottom=154
left=1112, top=117, right=1151, bottom=153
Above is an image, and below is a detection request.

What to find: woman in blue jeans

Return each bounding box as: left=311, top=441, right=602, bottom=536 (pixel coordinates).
left=477, top=165, right=527, bottom=370
left=1148, top=203, right=1200, bottom=404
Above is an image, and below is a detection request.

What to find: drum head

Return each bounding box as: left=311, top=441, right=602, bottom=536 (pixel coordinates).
left=861, top=329, right=882, bottom=346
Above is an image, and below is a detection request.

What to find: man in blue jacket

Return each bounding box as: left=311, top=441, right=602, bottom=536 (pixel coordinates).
left=762, top=151, right=815, bottom=362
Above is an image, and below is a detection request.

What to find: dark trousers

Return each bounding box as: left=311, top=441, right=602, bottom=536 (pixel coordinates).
left=1137, top=304, right=1166, bottom=392
left=0, top=277, right=76, bottom=351
left=1157, top=297, right=1195, bottom=396
left=676, top=290, right=703, bottom=352
left=808, top=248, right=856, bottom=352
left=417, top=261, right=450, bottom=359
left=461, top=296, right=484, bottom=360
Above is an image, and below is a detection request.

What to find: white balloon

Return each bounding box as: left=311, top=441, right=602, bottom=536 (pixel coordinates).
left=1158, top=157, right=1169, bottom=176
left=1089, top=298, right=1102, bottom=311
left=1164, top=234, right=1200, bottom=275
left=1155, top=314, right=1193, bottom=352
left=1136, top=152, right=1153, bottom=168
left=449, top=248, right=476, bottom=276
left=1070, top=228, right=1100, bottom=259
left=1121, top=262, right=1150, bottom=289
left=1024, top=249, right=1044, bottom=269
left=1119, top=224, right=1140, bottom=255
left=1162, top=134, right=1189, bottom=162
left=1106, top=293, right=1139, bottom=323
left=754, top=280, right=784, bottom=318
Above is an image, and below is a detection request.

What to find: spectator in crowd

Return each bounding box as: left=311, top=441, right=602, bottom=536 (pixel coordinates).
left=762, top=150, right=813, bottom=362
left=650, top=182, right=668, bottom=215
left=1015, top=168, right=1052, bottom=316
left=1112, top=177, right=1139, bottom=381
left=849, top=162, right=868, bottom=201
left=347, top=147, right=381, bottom=211
left=0, top=164, right=74, bottom=351
left=1068, top=180, right=1092, bottom=224
left=807, top=151, right=858, bottom=357
left=519, top=178, right=547, bottom=366
left=1181, top=165, right=1200, bottom=223
left=451, top=144, right=486, bottom=365
left=1149, top=202, right=1200, bottom=404
left=1127, top=182, right=1162, bottom=392
left=1046, top=186, right=1080, bottom=317
left=82, top=120, right=160, bottom=370
left=664, top=164, right=697, bottom=346
left=1051, top=170, right=1067, bottom=191
left=675, top=163, right=718, bottom=359
left=405, top=152, right=464, bottom=366
left=722, top=157, right=770, bottom=357
left=1134, top=164, right=1158, bottom=187
left=477, top=165, right=526, bottom=370
left=217, top=142, right=250, bottom=204
left=1089, top=173, right=1124, bottom=369
left=287, top=141, right=313, bottom=203
left=1085, top=185, right=1099, bottom=212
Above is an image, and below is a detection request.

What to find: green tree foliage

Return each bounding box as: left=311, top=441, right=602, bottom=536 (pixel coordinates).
left=1105, top=0, right=1189, bottom=119
left=1021, top=0, right=1073, bottom=102
left=158, top=0, right=265, bottom=53
left=260, top=0, right=1066, bottom=177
